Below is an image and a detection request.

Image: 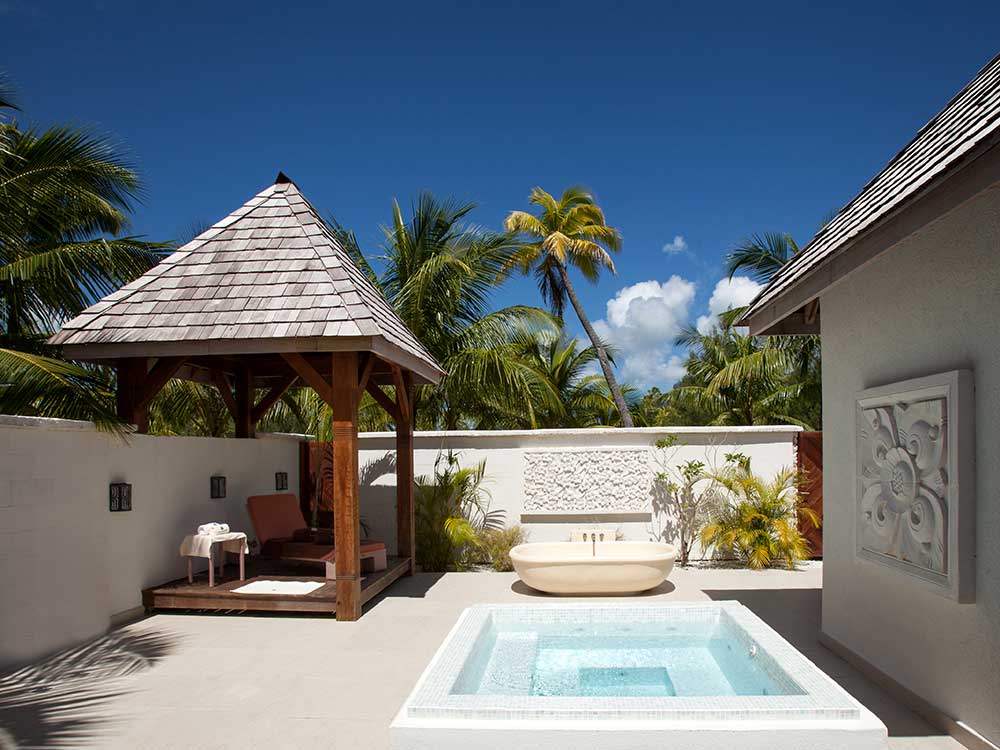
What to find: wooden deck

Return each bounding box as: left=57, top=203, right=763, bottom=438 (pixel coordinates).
left=142, top=556, right=412, bottom=616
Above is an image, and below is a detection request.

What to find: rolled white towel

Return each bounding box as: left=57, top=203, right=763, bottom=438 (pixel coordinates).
left=217, top=523, right=230, bottom=534
left=197, top=523, right=223, bottom=536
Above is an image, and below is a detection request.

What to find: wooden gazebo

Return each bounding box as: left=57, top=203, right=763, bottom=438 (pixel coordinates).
left=50, top=174, right=445, bottom=620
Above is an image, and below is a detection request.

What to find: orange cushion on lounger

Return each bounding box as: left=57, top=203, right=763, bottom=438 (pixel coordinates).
left=247, top=493, right=305, bottom=545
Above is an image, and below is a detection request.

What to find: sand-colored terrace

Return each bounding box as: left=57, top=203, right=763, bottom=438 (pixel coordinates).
left=1, top=564, right=963, bottom=750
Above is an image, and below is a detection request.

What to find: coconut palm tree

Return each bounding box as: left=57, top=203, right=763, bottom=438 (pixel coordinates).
left=334, top=193, right=552, bottom=430
left=0, top=78, right=165, bottom=427
left=518, top=331, right=612, bottom=428
left=504, top=186, right=634, bottom=427
left=472, top=327, right=612, bottom=429
left=586, top=380, right=645, bottom=427
left=669, top=324, right=809, bottom=428
left=724, top=230, right=821, bottom=428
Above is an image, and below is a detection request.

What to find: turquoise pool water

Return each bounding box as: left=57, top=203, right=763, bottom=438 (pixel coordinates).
left=452, top=620, right=803, bottom=698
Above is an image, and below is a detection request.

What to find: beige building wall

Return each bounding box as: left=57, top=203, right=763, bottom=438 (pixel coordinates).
left=820, top=187, right=1000, bottom=745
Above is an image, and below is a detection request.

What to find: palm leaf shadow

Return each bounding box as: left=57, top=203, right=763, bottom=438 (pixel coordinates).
left=0, top=629, right=178, bottom=748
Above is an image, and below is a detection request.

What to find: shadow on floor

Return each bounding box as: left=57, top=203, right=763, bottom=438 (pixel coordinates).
left=705, top=588, right=945, bottom=740
left=363, top=572, right=447, bottom=612
left=0, top=629, right=178, bottom=749
left=509, top=579, right=677, bottom=597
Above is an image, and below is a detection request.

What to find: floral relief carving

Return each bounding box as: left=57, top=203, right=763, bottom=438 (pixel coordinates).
left=858, top=396, right=948, bottom=574
left=523, top=449, right=651, bottom=513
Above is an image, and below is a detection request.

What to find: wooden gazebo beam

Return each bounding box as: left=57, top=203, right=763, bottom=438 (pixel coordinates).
left=116, top=356, right=186, bottom=432
left=251, top=373, right=297, bottom=424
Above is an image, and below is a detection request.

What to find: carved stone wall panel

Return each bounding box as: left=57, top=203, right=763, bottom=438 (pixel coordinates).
left=858, top=397, right=948, bottom=574
left=855, top=369, right=975, bottom=602
left=523, top=449, right=651, bottom=513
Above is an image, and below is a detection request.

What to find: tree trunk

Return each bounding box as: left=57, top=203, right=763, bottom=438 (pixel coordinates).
left=556, top=263, right=634, bottom=428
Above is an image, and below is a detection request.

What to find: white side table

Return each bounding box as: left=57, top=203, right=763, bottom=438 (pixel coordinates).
left=179, top=532, right=248, bottom=587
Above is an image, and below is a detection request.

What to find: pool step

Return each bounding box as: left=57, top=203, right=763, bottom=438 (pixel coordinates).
left=478, top=632, right=538, bottom=695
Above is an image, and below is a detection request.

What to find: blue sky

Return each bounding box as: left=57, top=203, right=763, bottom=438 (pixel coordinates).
left=4, top=1, right=998, bottom=390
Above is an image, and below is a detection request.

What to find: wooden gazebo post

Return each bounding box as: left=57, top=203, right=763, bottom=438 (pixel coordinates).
left=395, top=370, right=415, bottom=572
left=331, top=352, right=361, bottom=618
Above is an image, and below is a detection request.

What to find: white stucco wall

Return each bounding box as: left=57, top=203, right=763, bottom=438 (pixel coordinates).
left=820, top=187, right=1000, bottom=744
left=0, top=417, right=300, bottom=670
left=0, top=418, right=798, bottom=672
left=356, top=426, right=800, bottom=553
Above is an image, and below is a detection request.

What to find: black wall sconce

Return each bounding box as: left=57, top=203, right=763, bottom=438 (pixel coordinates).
left=109, top=483, right=132, bottom=512
left=210, top=475, right=227, bottom=499
left=275, top=471, right=288, bottom=491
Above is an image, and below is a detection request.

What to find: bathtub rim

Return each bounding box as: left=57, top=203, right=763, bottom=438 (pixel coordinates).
left=509, top=541, right=679, bottom=565
left=510, top=541, right=679, bottom=564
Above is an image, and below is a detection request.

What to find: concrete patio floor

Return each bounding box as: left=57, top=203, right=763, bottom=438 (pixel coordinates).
left=2, top=563, right=965, bottom=750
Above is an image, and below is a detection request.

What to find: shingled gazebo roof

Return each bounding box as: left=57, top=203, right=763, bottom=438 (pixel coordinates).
left=51, top=174, right=445, bottom=385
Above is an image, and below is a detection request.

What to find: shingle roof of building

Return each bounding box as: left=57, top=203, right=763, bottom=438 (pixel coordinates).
left=50, top=175, right=445, bottom=384
left=741, top=53, right=1000, bottom=328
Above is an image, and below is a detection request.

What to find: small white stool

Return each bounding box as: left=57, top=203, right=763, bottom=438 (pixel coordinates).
left=179, top=532, right=248, bottom=587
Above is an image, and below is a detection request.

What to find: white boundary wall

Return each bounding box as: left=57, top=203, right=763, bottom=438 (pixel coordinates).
left=0, top=416, right=300, bottom=670
left=356, top=426, right=800, bottom=553
left=0, top=418, right=798, bottom=671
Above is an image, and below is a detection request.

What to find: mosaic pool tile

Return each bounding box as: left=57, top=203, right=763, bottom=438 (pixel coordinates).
left=405, top=602, right=862, bottom=722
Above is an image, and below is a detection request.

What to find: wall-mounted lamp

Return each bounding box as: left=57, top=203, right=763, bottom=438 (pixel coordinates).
left=210, top=475, right=227, bottom=499
left=110, top=483, right=132, bottom=512
left=275, top=471, right=289, bottom=491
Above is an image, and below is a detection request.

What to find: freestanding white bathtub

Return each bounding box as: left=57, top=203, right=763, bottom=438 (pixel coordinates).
left=510, top=541, right=678, bottom=594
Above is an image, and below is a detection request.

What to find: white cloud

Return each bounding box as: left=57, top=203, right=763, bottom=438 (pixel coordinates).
left=662, top=235, right=688, bottom=254
left=592, top=276, right=696, bottom=389
left=695, top=276, right=763, bottom=334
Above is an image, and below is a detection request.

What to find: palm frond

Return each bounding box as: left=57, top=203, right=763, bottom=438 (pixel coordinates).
left=0, top=348, right=123, bottom=431
left=725, top=231, right=799, bottom=284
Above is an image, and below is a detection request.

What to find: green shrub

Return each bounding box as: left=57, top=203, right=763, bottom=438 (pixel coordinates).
left=700, top=455, right=819, bottom=569
left=415, top=452, right=503, bottom=572
left=478, top=526, right=528, bottom=571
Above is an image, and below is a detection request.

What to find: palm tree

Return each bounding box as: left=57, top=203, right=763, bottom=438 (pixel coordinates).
left=148, top=381, right=233, bottom=437
left=504, top=186, right=634, bottom=427
left=724, top=230, right=821, bottom=428
left=669, top=324, right=809, bottom=428
left=0, top=77, right=165, bottom=427
left=334, top=193, right=552, bottom=430
left=518, top=331, right=612, bottom=428
left=474, top=327, right=611, bottom=429
left=586, top=380, right=645, bottom=426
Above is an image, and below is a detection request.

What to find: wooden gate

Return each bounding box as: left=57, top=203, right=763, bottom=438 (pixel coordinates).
left=796, top=431, right=823, bottom=558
